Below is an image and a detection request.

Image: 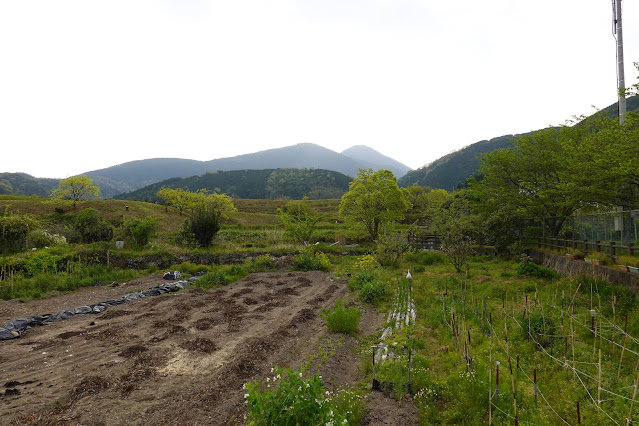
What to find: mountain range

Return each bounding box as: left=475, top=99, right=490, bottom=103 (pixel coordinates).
left=2, top=97, right=636, bottom=199
left=84, top=143, right=411, bottom=199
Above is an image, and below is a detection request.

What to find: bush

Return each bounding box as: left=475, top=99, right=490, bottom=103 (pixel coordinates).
left=350, top=271, right=387, bottom=303
left=375, top=236, right=409, bottom=267
left=189, top=208, right=221, bottom=247
left=27, top=229, right=66, bottom=248
left=0, top=214, right=40, bottom=253
left=322, top=301, right=361, bottom=334
left=246, top=254, right=275, bottom=273
left=293, top=247, right=331, bottom=272
left=516, top=261, right=559, bottom=279
left=244, top=365, right=349, bottom=425
left=404, top=250, right=446, bottom=266
left=75, top=208, right=114, bottom=243
left=121, top=216, right=160, bottom=247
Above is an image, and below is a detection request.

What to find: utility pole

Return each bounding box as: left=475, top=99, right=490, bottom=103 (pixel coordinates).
left=613, top=0, right=626, bottom=124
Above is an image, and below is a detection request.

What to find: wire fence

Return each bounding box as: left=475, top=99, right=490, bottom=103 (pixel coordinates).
left=524, top=210, right=639, bottom=245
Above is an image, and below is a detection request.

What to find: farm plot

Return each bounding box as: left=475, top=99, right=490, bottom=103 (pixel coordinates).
left=0, top=271, right=382, bottom=425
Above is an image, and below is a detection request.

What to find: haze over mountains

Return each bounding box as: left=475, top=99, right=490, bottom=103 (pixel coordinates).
left=82, top=143, right=411, bottom=199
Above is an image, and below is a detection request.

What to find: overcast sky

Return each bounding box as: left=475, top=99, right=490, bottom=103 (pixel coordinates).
left=1, top=0, right=637, bottom=179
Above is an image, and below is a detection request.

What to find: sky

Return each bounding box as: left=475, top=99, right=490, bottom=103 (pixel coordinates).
left=1, top=0, right=638, bottom=179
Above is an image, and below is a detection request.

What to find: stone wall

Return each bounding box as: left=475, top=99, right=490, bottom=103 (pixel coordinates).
left=528, top=250, right=639, bottom=294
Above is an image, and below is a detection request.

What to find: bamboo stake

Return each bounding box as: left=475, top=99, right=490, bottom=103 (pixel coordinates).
left=509, top=357, right=517, bottom=420
left=598, top=349, right=602, bottom=408
left=619, top=315, right=629, bottom=378
left=534, top=368, right=538, bottom=408
left=628, top=374, right=639, bottom=425
left=489, top=343, right=492, bottom=425
left=571, top=316, right=576, bottom=379
left=495, top=361, right=500, bottom=403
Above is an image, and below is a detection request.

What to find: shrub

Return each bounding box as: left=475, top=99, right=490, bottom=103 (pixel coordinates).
left=356, top=274, right=387, bottom=303
left=244, top=365, right=348, bottom=425
left=293, top=247, right=331, bottom=272
left=246, top=254, right=275, bottom=273
left=27, top=229, right=66, bottom=248
left=121, top=216, right=160, bottom=247
left=75, top=208, right=114, bottom=243
left=617, top=255, right=639, bottom=267
left=0, top=214, right=40, bottom=253
left=516, top=257, right=559, bottom=279
left=188, top=208, right=221, bottom=247
left=375, top=236, right=409, bottom=267
left=322, top=300, right=361, bottom=334
left=404, top=250, right=446, bottom=266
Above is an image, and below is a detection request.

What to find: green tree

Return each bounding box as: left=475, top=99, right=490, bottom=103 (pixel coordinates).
left=404, top=185, right=450, bottom=227
left=470, top=126, right=587, bottom=237
left=338, top=169, right=411, bottom=241
left=187, top=207, right=221, bottom=247
left=157, top=188, right=236, bottom=247
left=157, top=188, right=193, bottom=216
left=122, top=216, right=160, bottom=247
left=50, top=175, right=100, bottom=208
left=75, top=208, right=114, bottom=243
left=0, top=212, right=40, bottom=253
left=278, top=198, right=322, bottom=243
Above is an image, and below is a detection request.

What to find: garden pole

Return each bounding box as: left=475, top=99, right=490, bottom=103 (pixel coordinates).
left=489, top=344, right=492, bottom=425
left=628, top=374, right=639, bottom=425
left=534, top=369, right=538, bottom=408
left=618, top=315, right=629, bottom=378
left=598, top=349, right=602, bottom=409
left=495, top=361, right=500, bottom=403
left=577, top=400, right=581, bottom=424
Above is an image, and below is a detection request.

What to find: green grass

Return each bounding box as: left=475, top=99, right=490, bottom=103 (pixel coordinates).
left=363, top=256, right=639, bottom=425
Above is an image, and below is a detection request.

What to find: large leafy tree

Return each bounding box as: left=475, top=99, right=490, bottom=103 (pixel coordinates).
left=157, top=188, right=236, bottom=247
left=338, top=169, right=411, bottom=241
left=50, top=175, right=100, bottom=208
left=470, top=126, right=587, bottom=237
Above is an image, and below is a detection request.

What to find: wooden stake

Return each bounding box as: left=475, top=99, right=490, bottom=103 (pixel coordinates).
left=618, top=315, right=629, bottom=378
left=534, top=368, right=538, bottom=408
left=598, top=349, right=602, bottom=408
left=577, top=400, right=581, bottom=424
left=628, top=374, right=639, bottom=425
left=489, top=344, right=492, bottom=425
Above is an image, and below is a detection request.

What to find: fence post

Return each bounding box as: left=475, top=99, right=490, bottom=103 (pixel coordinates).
left=584, top=240, right=589, bottom=253
left=629, top=242, right=635, bottom=257
left=596, top=240, right=601, bottom=253
left=611, top=241, right=616, bottom=257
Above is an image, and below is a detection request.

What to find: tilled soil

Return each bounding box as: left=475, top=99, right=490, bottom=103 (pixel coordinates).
left=0, top=271, right=415, bottom=425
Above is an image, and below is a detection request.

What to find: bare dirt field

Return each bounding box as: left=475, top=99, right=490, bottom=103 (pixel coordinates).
left=0, top=271, right=419, bottom=425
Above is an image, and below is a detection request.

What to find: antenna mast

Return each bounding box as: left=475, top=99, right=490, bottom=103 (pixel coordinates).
left=613, top=0, right=626, bottom=124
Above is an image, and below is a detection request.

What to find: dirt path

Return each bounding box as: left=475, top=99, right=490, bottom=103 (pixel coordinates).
left=0, top=270, right=419, bottom=425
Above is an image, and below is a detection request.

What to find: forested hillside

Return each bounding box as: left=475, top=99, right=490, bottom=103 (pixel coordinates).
left=399, top=96, right=639, bottom=190
left=0, top=173, right=59, bottom=197
left=113, top=168, right=353, bottom=201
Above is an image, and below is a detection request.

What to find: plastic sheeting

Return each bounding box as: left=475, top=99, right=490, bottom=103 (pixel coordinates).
left=0, top=277, right=198, bottom=340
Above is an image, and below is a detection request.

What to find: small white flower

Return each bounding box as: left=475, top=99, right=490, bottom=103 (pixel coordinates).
left=267, top=377, right=270, bottom=382
left=299, top=372, right=303, bottom=377
left=244, top=393, right=249, bottom=399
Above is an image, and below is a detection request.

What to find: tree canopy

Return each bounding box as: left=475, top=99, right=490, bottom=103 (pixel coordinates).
left=50, top=175, right=100, bottom=208
left=338, top=169, right=411, bottom=241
